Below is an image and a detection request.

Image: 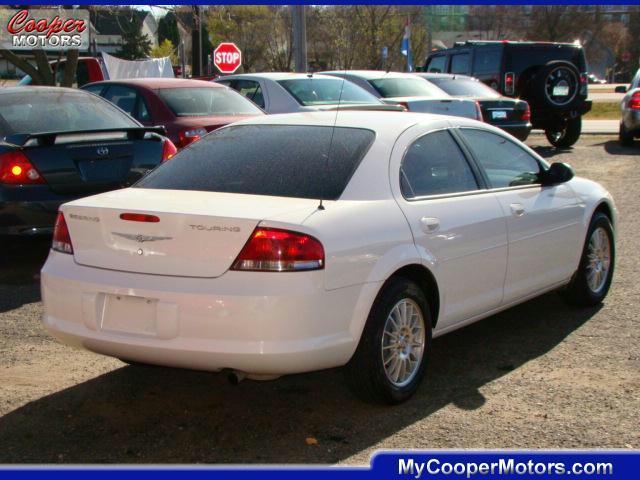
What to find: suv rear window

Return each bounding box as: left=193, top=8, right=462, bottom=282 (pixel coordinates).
left=135, top=125, right=375, bottom=200
left=156, top=87, right=263, bottom=117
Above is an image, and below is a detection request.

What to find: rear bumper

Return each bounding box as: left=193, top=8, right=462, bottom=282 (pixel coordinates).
left=491, top=122, right=532, bottom=140
left=622, top=110, right=640, bottom=134
left=41, top=251, right=378, bottom=375
left=0, top=185, right=74, bottom=238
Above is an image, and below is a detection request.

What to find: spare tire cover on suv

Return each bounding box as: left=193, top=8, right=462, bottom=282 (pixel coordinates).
left=529, top=60, right=581, bottom=110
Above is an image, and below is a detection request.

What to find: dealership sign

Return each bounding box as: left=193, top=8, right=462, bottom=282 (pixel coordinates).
left=214, top=42, right=242, bottom=74
left=0, top=8, right=89, bottom=50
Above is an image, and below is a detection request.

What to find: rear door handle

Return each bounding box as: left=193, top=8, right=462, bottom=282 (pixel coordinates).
left=420, top=217, right=440, bottom=233
left=510, top=203, right=525, bottom=217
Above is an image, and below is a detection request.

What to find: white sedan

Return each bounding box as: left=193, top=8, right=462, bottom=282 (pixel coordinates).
left=41, top=112, right=616, bottom=404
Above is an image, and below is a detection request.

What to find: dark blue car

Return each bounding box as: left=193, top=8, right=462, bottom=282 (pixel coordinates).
left=0, top=87, right=176, bottom=240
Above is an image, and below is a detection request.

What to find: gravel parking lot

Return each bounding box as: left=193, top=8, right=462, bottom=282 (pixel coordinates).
left=0, top=135, right=638, bottom=464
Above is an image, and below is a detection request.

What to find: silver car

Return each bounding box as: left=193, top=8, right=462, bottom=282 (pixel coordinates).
left=321, top=70, right=483, bottom=121
left=615, top=69, right=640, bottom=146
left=215, top=72, right=390, bottom=114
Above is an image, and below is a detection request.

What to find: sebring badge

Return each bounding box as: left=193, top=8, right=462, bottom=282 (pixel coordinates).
left=112, top=232, right=172, bottom=243
left=96, top=147, right=109, bottom=156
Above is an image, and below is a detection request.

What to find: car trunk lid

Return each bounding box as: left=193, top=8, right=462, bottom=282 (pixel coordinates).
left=62, top=188, right=319, bottom=278
left=10, top=129, right=164, bottom=195
left=478, top=98, right=528, bottom=124
left=384, top=96, right=478, bottom=119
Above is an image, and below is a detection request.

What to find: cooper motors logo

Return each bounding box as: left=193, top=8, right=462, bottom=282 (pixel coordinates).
left=0, top=9, right=89, bottom=50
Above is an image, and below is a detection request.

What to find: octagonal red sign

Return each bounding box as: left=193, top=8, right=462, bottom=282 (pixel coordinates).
left=214, top=42, right=242, bottom=74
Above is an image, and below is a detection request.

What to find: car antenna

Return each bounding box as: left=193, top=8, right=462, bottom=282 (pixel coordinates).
left=318, top=70, right=347, bottom=211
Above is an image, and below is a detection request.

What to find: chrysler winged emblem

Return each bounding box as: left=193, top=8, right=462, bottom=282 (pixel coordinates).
left=97, top=147, right=109, bottom=156
left=112, top=232, right=172, bottom=243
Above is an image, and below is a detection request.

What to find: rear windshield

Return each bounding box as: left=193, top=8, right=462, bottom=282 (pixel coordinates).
left=368, top=77, right=446, bottom=98
left=277, top=78, right=380, bottom=106
left=135, top=125, right=375, bottom=200
left=429, top=78, right=500, bottom=98
left=0, top=90, right=137, bottom=137
left=156, top=87, right=263, bottom=117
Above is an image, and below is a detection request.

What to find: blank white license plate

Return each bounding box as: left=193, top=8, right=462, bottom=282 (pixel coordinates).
left=101, top=294, right=158, bottom=336
left=553, top=86, right=570, bottom=96
left=492, top=111, right=507, bottom=119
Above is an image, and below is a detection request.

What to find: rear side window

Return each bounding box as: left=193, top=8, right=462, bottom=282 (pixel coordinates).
left=427, top=56, right=447, bottom=73
left=400, top=130, right=478, bottom=198
left=460, top=129, right=541, bottom=188
left=157, top=87, right=263, bottom=116
left=451, top=53, right=471, bottom=74
left=473, top=48, right=502, bottom=74
left=136, top=125, right=375, bottom=200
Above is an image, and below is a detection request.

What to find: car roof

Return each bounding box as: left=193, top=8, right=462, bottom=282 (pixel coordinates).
left=415, top=72, right=476, bottom=81
left=86, top=78, right=225, bottom=89
left=218, top=72, right=344, bottom=82
left=228, top=110, right=485, bottom=137
left=322, top=70, right=420, bottom=81
left=0, top=86, right=88, bottom=95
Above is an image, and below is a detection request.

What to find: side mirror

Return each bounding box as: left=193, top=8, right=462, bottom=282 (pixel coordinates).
left=615, top=85, right=628, bottom=94
left=542, top=162, right=574, bottom=185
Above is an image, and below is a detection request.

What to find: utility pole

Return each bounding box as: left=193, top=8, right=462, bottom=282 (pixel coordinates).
left=291, top=5, right=307, bottom=72
left=191, top=5, right=202, bottom=76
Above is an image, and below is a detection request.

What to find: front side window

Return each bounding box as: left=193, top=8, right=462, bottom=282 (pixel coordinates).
left=460, top=129, right=541, bottom=188
left=427, top=56, right=447, bottom=73
left=232, top=80, right=265, bottom=109
left=400, top=130, right=478, bottom=199
left=277, top=78, right=380, bottom=106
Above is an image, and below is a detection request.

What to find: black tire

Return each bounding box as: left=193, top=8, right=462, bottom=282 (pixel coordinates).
left=619, top=122, right=634, bottom=146
left=345, top=277, right=432, bottom=404
left=545, top=117, right=581, bottom=148
left=561, top=212, right=615, bottom=307
left=531, top=61, right=582, bottom=110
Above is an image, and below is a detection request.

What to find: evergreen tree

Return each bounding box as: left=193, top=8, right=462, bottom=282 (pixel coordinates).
left=117, top=15, right=152, bottom=60
left=159, top=13, right=181, bottom=47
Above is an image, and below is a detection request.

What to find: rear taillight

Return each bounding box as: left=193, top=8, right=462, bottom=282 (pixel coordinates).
left=0, top=151, right=45, bottom=185
left=521, top=102, right=531, bottom=121
left=161, top=138, right=178, bottom=162
left=52, top=212, right=73, bottom=254
left=504, top=72, right=515, bottom=96
left=628, top=92, right=640, bottom=110
left=474, top=101, right=483, bottom=121
left=178, top=127, right=207, bottom=148
left=580, top=73, right=588, bottom=96
left=232, top=227, right=324, bottom=272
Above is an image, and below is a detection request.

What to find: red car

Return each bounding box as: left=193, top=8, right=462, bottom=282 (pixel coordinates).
left=82, top=78, right=264, bottom=148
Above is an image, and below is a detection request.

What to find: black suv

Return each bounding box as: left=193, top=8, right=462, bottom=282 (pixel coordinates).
left=425, top=41, right=592, bottom=148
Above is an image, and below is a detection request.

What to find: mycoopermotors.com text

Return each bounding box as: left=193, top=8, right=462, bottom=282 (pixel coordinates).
left=398, top=457, right=614, bottom=478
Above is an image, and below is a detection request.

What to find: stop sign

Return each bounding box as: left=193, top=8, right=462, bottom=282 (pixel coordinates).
left=214, top=43, right=242, bottom=74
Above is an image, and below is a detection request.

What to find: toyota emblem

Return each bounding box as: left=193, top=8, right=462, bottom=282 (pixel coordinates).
left=97, top=147, right=109, bottom=156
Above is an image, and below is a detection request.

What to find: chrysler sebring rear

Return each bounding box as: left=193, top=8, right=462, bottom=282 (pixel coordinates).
left=41, top=112, right=616, bottom=404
